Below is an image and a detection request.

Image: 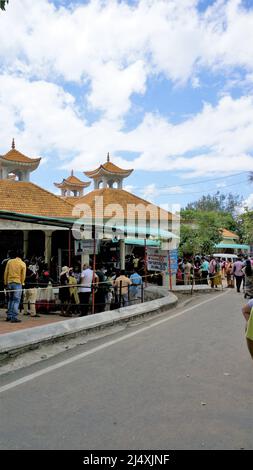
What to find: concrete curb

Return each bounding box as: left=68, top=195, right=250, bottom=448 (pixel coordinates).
left=0, top=292, right=178, bottom=362
left=172, top=286, right=223, bottom=294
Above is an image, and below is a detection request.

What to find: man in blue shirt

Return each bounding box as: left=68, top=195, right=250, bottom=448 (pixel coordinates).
left=200, top=257, right=209, bottom=285
left=129, top=268, right=143, bottom=302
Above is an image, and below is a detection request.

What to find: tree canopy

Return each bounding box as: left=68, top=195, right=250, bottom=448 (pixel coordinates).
left=237, top=210, right=253, bottom=245
left=179, top=211, right=223, bottom=256
left=185, top=191, right=242, bottom=215
left=179, top=191, right=245, bottom=256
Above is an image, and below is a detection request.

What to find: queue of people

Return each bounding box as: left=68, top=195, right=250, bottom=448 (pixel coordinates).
left=176, top=255, right=253, bottom=294
left=0, top=249, right=144, bottom=322
left=59, top=265, right=143, bottom=317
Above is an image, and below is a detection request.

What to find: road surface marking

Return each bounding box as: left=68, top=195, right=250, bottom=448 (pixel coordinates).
left=0, top=291, right=227, bottom=394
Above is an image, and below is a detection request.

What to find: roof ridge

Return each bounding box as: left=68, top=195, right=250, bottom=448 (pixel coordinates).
left=1, top=148, right=41, bottom=163
left=75, top=187, right=173, bottom=216
left=27, top=181, right=75, bottom=209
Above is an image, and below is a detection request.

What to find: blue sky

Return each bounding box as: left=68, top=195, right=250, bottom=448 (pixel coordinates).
left=1, top=0, right=253, bottom=210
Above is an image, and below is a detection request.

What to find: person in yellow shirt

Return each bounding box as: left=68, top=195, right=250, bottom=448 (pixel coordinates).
left=4, top=250, right=26, bottom=323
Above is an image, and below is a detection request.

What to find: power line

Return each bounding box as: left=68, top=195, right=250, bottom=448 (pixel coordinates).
left=159, top=171, right=249, bottom=189
left=139, top=179, right=248, bottom=197
left=131, top=171, right=249, bottom=191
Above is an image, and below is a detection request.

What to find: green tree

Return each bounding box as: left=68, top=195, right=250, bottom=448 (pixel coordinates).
left=179, top=211, right=222, bottom=256
left=181, top=191, right=244, bottom=254
left=0, top=1, right=8, bottom=11
left=185, top=191, right=242, bottom=215
left=238, top=210, right=253, bottom=245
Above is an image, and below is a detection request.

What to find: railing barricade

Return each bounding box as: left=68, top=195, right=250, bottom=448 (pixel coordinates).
left=141, top=281, right=144, bottom=303
left=0, top=270, right=230, bottom=318
left=119, top=280, right=122, bottom=308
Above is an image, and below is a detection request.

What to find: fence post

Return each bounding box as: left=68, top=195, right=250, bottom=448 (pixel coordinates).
left=168, top=251, right=172, bottom=291
left=91, top=236, right=96, bottom=314
left=141, top=281, right=144, bottom=303
left=120, top=280, right=122, bottom=307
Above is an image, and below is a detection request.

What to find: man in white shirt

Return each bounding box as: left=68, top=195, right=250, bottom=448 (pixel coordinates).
left=78, top=264, right=97, bottom=316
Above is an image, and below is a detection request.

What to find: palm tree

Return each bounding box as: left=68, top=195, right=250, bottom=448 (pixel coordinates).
left=0, top=1, right=8, bottom=11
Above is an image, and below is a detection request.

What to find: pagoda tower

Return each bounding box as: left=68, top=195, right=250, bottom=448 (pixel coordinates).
left=84, top=152, right=133, bottom=190
left=54, top=170, right=90, bottom=197
left=0, top=139, right=41, bottom=181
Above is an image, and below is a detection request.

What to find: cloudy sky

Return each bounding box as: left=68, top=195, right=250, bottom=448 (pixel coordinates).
left=1, top=0, right=253, bottom=209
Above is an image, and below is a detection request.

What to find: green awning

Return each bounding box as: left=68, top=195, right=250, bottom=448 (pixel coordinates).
left=105, top=224, right=179, bottom=241
left=125, top=239, right=160, bottom=246
left=215, top=243, right=250, bottom=250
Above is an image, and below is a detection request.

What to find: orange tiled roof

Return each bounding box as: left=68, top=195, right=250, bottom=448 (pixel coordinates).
left=222, top=228, right=239, bottom=239
left=55, top=174, right=90, bottom=188
left=85, top=161, right=133, bottom=177
left=1, top=149, right=41, bottom=164
left=0, top=180, right=74, bottom=218
left=67, top=188, right=174, bottom=222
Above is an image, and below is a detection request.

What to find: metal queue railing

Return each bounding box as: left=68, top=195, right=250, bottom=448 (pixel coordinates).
left=0, top=271, right=239, bottom=316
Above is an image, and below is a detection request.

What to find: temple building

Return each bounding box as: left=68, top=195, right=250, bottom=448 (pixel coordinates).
left=0, top=141, right=75, bottom=269
left=0, top=143, right=178, bottom=280
left=69, top=152, right=174, bottom=233
left=54, top=170, right=90, bottom=197
left=84, top=152, right=133, bottom=189
left=67, top=153, right=178, bottom=271
left=0, top=139, right=40, bottom=181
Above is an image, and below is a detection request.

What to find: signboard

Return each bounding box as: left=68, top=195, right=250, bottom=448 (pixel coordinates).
left=168, top=249, right=178, bottom=274
left=75, top=240, right=98, bottom=255
left=147, top=247, right=168, bottom=272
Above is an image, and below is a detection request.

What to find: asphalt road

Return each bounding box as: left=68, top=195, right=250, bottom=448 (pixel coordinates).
left=0, top=290, right=252, bottom=450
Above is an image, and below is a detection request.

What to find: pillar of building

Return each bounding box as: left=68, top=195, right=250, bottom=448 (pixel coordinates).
left=120, top=239, right=125, bottom=270
left=23, top=230, right=29, bottom=258
left=44, top=230, right=53, bottom=266
left=81, top=253, right=90, bottom=268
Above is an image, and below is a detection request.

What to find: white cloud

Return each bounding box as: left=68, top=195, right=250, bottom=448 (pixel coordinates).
left=1, top=74, right=253, bottom=177
left=243, top=193, right=253, bottom=210
left=216, top=182, right=227, bottom=188
left=1, top=0, right=253, bottom=117
left=0, top=75, right=85, bottom=156
left=1, top=1, right=253, bottom=179
left=140, top=183, right=184, bottom=202
left=87, top=60, right=147, bottom=119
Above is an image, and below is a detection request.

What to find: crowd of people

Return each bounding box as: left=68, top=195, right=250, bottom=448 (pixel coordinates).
left=58, top=264, right=143, bottom=317
left=0, top=249, right=144, bottom=322
left=1, top=248, right=253, bottom=360
left=176, top=255, right=253, bottom=296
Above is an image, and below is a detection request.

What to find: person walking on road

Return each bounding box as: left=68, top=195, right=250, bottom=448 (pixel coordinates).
left=225, top=258, right=234, bottom=288
left=233, top=257, right=244, bottom=293
left=242, top=259, right=253, bottom=299
left=4, top=249, right=26, bottom=323
left=208, top=256, right=216, bottom=288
